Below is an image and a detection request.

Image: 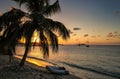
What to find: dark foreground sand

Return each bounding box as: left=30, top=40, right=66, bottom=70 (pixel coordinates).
left=0, top=55, right=81, bottom=79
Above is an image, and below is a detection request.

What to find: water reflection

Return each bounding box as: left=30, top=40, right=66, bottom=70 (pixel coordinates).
left=15, top=55, right=53, bottom=67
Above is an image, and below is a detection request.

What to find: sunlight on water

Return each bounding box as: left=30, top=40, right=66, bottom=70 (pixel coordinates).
left=15, top=56, right=53, bottom=67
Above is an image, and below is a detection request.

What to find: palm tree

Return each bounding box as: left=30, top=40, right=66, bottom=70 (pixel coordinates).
left=0, top=0, right=70, bottom=68
left=0, top=8, right=25, bottom=55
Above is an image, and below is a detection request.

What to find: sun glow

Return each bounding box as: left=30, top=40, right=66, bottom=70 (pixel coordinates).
left=19, top=30, right=40, bottom=44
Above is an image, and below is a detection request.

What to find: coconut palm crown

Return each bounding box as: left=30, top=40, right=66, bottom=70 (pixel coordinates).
left=0, top=0, right=70, bottom=67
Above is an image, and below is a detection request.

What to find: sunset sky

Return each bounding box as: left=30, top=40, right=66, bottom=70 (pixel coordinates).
left=0, top=0, right=120, bottom=45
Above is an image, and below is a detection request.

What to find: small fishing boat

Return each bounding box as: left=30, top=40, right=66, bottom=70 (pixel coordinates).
left=46, top=66, right=69, bottom=75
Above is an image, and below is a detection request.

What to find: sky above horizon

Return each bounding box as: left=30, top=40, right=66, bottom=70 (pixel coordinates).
left=0, top=0, right=120, bottom=45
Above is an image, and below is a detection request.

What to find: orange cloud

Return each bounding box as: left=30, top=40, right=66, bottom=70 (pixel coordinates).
left=107, top=32, right=120, bottom=38
left=84, top=34, right=88, bottom=37
left=107, top=32, right=113, bottom=37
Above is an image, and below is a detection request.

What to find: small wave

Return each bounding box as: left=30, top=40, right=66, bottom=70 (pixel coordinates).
left=60, top=62, right=120, bottom=79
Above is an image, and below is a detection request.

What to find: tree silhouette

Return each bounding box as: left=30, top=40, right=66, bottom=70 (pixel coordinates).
left=0, top=0, right=70, bottom=68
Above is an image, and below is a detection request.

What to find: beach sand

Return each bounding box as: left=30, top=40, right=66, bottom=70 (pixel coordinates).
left=0, top=55, right=81, bottom=79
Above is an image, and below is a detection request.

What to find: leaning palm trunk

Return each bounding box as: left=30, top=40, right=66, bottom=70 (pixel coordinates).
left=19, top=46, right=29, bottom=67
left=19, top=28, right=33, bottom=67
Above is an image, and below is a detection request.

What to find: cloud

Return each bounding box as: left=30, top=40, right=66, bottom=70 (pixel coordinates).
left=91, top=35, right=101, bottom=38
left=107, top=32, right=120, bottom=38
left=115, top=11, right=120, bottom=15
left=107, top=32, right=113, bottom=37
left=84, top=34, right=88, bottom=37
left=106, top=39, right=113, bottom=40
left=73, top=27, right=81, bottom=30
left=76, top=39, right=79, bottom=41
left=97, top=35, right=101, bottom=37
left=73, top=34, right=77, bottom=36
left=91, top=36, right=96, bottom=38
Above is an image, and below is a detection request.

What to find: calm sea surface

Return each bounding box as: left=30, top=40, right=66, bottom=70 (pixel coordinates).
left=16, top=45, right=120, bottom=79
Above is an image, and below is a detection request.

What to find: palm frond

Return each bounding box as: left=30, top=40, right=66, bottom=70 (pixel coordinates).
left=12, top=0, right=28, bottom=7
left=44, top=0, right=50, bottom=6
left=45, top=30, right=58, bottom=52
left=0, top=8, right=25, bottom=30
left=32, top=38, right=38, bottom=49
left=54, top=21, right=70, bottom=39
left=44, top=18, right=70, bottom=40
left=13, top=0, right=50, bottom=12
left=43, top=0, right=61, bottom=16
left=26, top=0, right=40, bottom=12
left=21, top=21, right=34, bottom=36
left=39, top=30, right=49, bottom=58
left=0, top=16, right=3, bottom=31
left=22, top=21, right=36, bottom=53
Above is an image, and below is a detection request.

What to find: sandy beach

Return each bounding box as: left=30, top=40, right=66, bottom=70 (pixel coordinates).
left=0, top=55, right=81, bottom=79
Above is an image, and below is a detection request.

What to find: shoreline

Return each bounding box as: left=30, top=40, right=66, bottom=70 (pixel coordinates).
left=15, top=54, right=57, bottom=66
left=0, top=55, right=81, bottom=79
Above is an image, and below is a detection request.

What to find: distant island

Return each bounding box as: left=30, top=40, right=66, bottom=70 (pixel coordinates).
left=78, top=44, right=90, bottom=47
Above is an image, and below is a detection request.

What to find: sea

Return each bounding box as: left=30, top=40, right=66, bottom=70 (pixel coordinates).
left=16, top=45, right=120, bottom=79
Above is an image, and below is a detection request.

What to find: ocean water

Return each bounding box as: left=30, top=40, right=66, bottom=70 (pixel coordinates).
left=16, top=45, right=120, bottom=79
